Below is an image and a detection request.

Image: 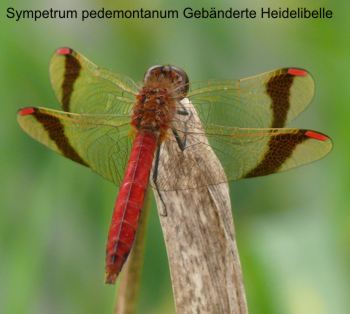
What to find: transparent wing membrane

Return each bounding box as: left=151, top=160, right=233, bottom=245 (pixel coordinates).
left=17, top=107, right=133, bottom=185
left=154, top=114, right=332, bottom=190
left=50, top=48, right=138, bottom=115
left=205, top=126, right=332, bottom=181
left=189, top=68, right=314, bottom=128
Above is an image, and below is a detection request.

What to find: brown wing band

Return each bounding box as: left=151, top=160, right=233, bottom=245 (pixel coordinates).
left=266, top=70, right=295, bottom=128
left=32, top=109, right=88, bottom=166
left=61, top=53, right=81, bottom=111
left=244, top=130, right=308, bottom=178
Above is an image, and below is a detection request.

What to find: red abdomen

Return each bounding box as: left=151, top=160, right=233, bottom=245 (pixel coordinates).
left=105, top=131, right=157, bottom=284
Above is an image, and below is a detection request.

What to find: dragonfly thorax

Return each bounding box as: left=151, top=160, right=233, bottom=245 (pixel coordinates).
left=132, top=86, right=176, bottom=139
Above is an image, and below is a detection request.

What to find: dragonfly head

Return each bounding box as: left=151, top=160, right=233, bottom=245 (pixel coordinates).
left=144, top=65, right=189, bottom=99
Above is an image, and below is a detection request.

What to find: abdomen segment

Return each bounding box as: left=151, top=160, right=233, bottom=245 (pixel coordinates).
left=105, top=131, right=157, bottom=284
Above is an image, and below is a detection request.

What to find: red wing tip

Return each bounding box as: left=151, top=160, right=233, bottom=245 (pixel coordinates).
left=305, top=130, right=329, bottom=141
left=288, top=68, right=308, bottom=77
left=18, top=107, right=36, bottom=116
left=56, top=47, right=73, bottom=55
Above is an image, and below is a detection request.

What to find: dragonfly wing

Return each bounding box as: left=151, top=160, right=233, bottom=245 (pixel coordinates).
left=17, top=107, right=133, bottom=185
left=188, top=68, right=314, bottom=128
left=204, top=126, right=332, bottom=180
left=155, top=98, right=331, bottom=191
left=154, top=124, right=331, bottom=191
left=50, top=47, right=138, bottom=114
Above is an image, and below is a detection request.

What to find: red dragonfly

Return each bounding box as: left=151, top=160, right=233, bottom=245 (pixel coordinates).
left=17, top=47, right=332, bottom=284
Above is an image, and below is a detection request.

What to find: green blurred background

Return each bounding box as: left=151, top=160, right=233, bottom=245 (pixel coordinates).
left=1, top=0, right=349, bottom=313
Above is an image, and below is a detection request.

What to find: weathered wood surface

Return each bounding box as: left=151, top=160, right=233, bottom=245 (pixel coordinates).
left=154, top=99, right=248, bottom=313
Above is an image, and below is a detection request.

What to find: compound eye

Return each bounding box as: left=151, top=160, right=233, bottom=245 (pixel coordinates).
left=170, top=66, right=189, bottom=98
left=143, top=65, right=162, bottom=83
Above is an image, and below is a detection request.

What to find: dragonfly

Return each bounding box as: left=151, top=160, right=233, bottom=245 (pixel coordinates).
left=17, top=47, right=332, bottom=284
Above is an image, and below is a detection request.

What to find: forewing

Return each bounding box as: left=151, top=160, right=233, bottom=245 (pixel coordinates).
left=50, top=47, right=138, bottom=114
left=188, top=68, right=314, bottom=128
left=17, top=107, right=133, bottom=185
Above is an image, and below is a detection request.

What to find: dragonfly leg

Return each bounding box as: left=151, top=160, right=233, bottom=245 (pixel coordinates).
left=176, top=99, right=190, bottom=116
left=153, top=145, right=167, bottom=216
left=173, top=103, right=193, bottom=151
left=176, top=109, right=189, bottom=116
left=172, top=128, right=187, bottom=151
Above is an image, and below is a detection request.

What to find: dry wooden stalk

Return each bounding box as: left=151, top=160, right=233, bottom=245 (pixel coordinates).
left=153, top=99, right=248, bottom=313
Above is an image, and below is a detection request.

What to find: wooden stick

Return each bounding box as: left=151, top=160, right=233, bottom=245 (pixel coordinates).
left=153, top=99, right=248, bottom=313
